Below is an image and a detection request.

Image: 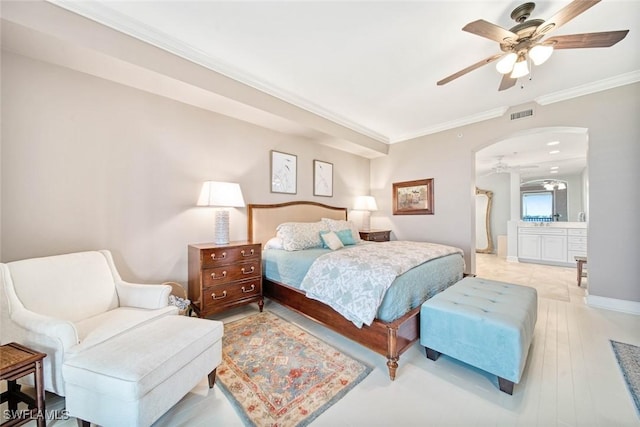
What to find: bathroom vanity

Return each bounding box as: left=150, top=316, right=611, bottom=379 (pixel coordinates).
left=517, top=222, right=587, bottom=266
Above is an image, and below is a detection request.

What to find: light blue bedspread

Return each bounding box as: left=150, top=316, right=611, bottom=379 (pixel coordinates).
left=263, top=242, right=464, bottom=325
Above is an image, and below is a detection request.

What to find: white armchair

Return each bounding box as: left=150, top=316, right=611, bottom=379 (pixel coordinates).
left=0, top=250, right=178, bottom=396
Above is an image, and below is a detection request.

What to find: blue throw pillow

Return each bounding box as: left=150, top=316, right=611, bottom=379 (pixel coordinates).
left=336, top=229, right=356, bottom=245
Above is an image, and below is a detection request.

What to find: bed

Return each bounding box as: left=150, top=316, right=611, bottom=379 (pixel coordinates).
left=247, top=201, right=464, bottom=380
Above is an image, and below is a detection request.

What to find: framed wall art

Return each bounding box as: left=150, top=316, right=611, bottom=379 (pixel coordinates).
left=313, top=160, right=333, bottom=197
left=271, top=150, right=297, bottom=194
left=392, top=178, right=434, bottom=215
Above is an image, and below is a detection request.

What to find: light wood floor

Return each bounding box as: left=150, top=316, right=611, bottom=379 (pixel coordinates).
left=11, top=254, right=640, bottom=426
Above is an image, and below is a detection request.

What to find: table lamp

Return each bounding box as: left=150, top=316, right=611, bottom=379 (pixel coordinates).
left=197, top=181, right=245, bottom=244
left=354, top=195, right=378, bottom=231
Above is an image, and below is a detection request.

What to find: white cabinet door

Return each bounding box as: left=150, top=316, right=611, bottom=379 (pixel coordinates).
left=518, top=234, right=541, bottom=259
left=541, top=235, right=567, bottom=262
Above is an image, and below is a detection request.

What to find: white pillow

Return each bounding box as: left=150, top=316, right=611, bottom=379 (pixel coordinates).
left=276, top=221, right=330, bottom=251
left=264, top=237, right=284, bottom=250
left=320, top=231, right=344, bottom=251
left=321, top=218, right=361, bottom=243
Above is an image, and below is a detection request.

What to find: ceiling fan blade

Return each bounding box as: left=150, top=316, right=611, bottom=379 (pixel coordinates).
left=498, top=74, right=517, bottom=91
left=437, top=53, right=504, bottom=86
left=545, top=30, right=629, bottom=49
left=463, top=19, right=518, bottom=44
left=533, top=0, right=601, bottom=38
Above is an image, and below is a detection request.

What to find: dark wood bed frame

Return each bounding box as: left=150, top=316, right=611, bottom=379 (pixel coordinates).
left=247, top=201, right=421, bottom=380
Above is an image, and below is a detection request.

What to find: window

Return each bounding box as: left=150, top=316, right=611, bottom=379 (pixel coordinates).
left=522, top=191, right=553, bottom=221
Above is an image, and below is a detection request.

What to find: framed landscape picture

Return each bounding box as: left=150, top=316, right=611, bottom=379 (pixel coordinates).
left=313, top=160, right=333, bottom=197
left=271, top=150, right=297, bottom=194
left=393, top=178, right=434, bottom=215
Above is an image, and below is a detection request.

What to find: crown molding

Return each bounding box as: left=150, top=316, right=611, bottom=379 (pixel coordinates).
left=45, top=1, right=640, bottom=149
left=535, top=70, right=640, bottom=106
left=49, top=0, right=389, bottom=144
left=391, top=70, right=640, bottom=144
left=389, top=106, right=510, bottom=144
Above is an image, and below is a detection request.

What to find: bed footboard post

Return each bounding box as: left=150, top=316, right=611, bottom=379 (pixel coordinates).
left=386, top=326, right=399, bottom=380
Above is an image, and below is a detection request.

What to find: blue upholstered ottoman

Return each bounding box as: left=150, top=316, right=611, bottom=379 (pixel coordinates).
left=420, top=277, right=537, bottom=394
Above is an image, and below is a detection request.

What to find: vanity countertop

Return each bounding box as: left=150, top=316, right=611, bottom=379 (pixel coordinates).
left=518, top=221, right=587, bottom=228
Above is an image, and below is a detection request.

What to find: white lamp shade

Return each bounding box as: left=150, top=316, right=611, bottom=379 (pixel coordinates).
left=354, top=195, right=378, bottom=211
left=197, top=181, right=245, bottom=207
left=510, top=57, right=529, bottom=79
left=529, top=44, right=554, bottom=66
left=495, top=53, right=517, bottom=74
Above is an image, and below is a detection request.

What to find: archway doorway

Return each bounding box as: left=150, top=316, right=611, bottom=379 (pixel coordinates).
left=474, top=127, right=588, bottom=260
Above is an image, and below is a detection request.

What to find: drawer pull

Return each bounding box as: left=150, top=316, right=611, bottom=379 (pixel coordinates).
left=211, top=252, right=227, bottom=260
left=241, top=266, right=255, bottom=275
left=211, top=271, right=227, bottom=280
left=241, top=249, right=255, bottom=257
left=241, top=284, right=255, bottom=293
left=211, top=291, right=227, bottom=300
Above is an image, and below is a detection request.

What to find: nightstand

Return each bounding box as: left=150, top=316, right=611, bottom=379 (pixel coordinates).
left=0, top=342, right=47, bottom=427
left=359, top=230, right=391, bottom=242
left=188, top=241, right=263, bottom=318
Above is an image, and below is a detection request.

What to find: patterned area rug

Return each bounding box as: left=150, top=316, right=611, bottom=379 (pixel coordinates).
left=217, top=311, right=371, bottom=426
left=611, top=340, right=640, bottom=416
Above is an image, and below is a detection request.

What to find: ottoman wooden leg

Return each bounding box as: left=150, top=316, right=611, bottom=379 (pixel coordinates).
left=425, top=347, right=441, bottom=361
left=208, top=368, right=217, bottom=388
left=498, top=377, right=514, bottom=395
left=77, top=419, right=90, bottom=427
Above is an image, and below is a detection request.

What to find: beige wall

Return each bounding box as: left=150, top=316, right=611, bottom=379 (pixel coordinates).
left=3, top=49, right=639, bottom=305
left=372, top=83, right=640, bottom=303
left=0, top=52, right=370, bottom=283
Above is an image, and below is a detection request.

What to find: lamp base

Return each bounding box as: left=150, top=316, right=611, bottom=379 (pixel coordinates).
left=214, top=209, right=230, bottom=245
left=361, top=211, right=371, bottom=231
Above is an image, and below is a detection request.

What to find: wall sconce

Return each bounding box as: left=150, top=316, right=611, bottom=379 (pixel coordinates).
left=197, top=181, right=245, bottom=244
left=354, top=195, right=378, bottom=231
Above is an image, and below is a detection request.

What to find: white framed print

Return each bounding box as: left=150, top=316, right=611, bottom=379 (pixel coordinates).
left=271, top=150, right=297, bottom=194
left=313, top=160, right=333, bottom=197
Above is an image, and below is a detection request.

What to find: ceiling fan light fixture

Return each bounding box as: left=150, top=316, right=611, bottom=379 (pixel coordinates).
left=510, top=56, right=529, bottom=78
left=496, top=53, right=518, bottom=74
left=529, top=44, right=554, bottom=65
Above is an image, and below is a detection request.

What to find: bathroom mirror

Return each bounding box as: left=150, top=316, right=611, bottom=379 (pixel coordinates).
left=520, top=179, right=568, bottom=222
left=476, top=188, right=494, bottom=253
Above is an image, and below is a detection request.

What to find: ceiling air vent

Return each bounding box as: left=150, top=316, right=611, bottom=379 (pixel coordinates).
left=510, top=109, right=534, bottom=121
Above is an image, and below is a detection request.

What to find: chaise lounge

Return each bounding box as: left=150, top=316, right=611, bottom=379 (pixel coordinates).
left=0, top=250, right=223, bottom=426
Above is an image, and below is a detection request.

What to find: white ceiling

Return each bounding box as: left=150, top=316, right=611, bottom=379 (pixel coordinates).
left=5, top=1, right=640, bottom=168
left=475, top=127, right=588, bottom=178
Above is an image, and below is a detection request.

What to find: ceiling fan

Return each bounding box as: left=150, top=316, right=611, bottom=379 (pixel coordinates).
left=484, top=156, right=539, bottom=175
left=437, top=0, right=630, bottom=91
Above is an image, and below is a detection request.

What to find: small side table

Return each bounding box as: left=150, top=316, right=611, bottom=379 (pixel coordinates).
left=359, top=230, right=391, bottom=242
left=0, top=342, right=47, bottom=427
left=575, top=256, right=587, bottom=287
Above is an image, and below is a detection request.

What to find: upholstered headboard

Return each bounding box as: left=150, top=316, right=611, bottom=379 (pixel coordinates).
left=247, top=202, right=348, bottom=247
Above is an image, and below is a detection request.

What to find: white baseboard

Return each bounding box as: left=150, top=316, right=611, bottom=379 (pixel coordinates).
left=585, top=294, right=640, bottom=315
left=506, top=256, right=519, bottom=263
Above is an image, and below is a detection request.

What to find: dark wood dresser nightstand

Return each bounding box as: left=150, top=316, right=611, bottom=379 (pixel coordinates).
left=359, top=230, right=391, bottom=242
left=188, top=241, right=263, bottom=318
